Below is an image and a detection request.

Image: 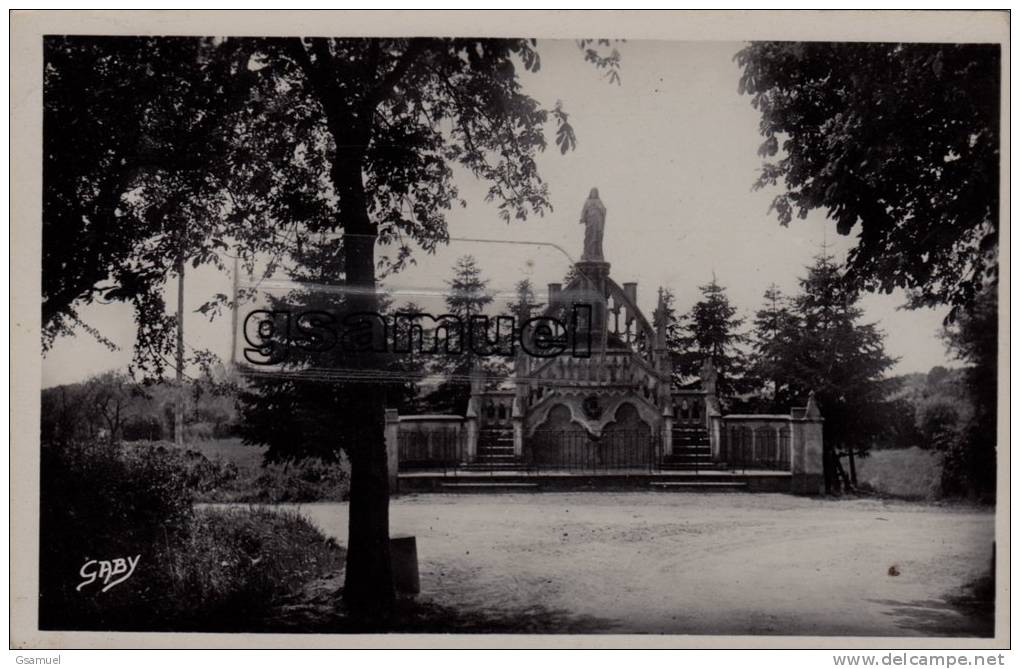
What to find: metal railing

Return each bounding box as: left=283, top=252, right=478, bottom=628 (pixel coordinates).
left=524, top=430, right=660, bottom=473
left=719, top=424, right=790, bottom=471
left=397, top=429, right=463, bottom=472
left=397, top=428, right=673, bottom=475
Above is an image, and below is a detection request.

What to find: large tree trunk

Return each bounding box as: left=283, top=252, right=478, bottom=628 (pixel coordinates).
left=343, top=386, right=394, bottom=621
left=334, top=152, right=396, bottom=621
left=833, top=455, right=852, bottom=494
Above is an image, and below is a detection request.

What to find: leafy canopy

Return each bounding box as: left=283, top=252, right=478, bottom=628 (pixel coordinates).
left=42, top=37, right=621, bottom=378
left=42, top=36, right=255, bottom=370
left=736, top=42, right=1000, bottom=316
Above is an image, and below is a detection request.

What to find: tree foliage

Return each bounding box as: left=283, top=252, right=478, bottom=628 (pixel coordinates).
left=747, top=284, right=800, bottom=409
left=736, top=42, right=1000, bottom=315
left=751, top=255, right=898, bottom=491
left=936, top=285, right=997, bottom=498
left=507, top=278, right=541, bottom=324
left=423, top=255, right=500, bottom=414
left=42, top=37, right=260, bottom=374
left=675, top=278, right=748, bottom=401
left=43, top=37, right=620, bottom=371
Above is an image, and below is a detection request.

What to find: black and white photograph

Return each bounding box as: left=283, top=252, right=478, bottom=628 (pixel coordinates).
left=11, top=10, right=1009, bottom=650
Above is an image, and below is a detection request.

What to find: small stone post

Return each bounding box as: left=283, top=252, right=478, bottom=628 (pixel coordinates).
left=707, top=410, right=722, bottom=460
left=662, top=404, right=674, bottom=456
left=464, top=366, right=484, bottom=464
left=390, top=534, right=420, bottom=594
left=511, top=396, right=524, bottom=458
left=700, top=359, right=722, bottom=459
left=384, top=408, right=400, bottom=495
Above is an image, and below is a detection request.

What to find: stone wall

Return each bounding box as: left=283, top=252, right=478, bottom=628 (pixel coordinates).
left=710, top=393, right=825, bottom=495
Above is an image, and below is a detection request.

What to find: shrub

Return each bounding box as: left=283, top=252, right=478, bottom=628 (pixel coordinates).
left=917, top=398, right=963, bottom=451
left=122, top=415, right=163, bottom=441
left=124, top=440, right=240, bottom=495
left=250, top=458, right=350, bottom=503
left=39, top=439, right=194, bottom=630
left=118, top=440, right=349, bottom=504
left=212, top=420, right=242, bottom=439
left=39, top=439, right=345, bottom=632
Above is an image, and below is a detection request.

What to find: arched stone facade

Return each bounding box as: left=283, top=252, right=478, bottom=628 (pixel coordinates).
left=527, top=401, right=655, bottom=468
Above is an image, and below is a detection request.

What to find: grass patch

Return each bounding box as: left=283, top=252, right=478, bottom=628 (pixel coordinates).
left=851, top=447, right=942, bottom=500
left=162, top=506, right=346, bottom=632
left=181, top=436, right=266, bottom=469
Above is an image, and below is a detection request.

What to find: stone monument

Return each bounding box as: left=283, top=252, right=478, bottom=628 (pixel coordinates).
left=579, top=187, right=606, bottom=262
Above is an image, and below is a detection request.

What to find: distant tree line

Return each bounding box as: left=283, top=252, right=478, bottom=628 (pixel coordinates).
left=42, top=370, right=240, bottom=446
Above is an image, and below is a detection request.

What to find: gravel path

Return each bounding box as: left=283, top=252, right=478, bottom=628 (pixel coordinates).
left=288, top=493, right=994, bottom=636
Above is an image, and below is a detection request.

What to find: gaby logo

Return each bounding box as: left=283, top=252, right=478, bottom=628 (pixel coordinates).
left=77, top=555, right=140, bottom=593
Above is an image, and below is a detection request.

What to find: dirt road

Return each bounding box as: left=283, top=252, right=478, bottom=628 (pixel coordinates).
left=291, top=493, right=994, bottom=636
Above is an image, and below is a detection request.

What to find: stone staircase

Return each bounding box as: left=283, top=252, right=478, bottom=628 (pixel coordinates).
left=462, top=428, right=523, bottom=471
left=652, top=426, right=750, bottom=489
left=659, top=426, right=719, bottom=472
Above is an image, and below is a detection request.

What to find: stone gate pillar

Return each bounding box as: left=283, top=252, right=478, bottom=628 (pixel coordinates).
left=791, top=392, right=824, bottom=494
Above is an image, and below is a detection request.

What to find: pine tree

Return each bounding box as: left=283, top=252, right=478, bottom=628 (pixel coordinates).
left=676, top=278, right=748, bottom=403
left=445, top=255, right=493, bottom=322
left=786, top=255, right=898, bottom=493
left=507, top=278, right=541, bottom=324
left=749, top=284, right=800, bottom=410
left=424, top=255, right=495, bottom=414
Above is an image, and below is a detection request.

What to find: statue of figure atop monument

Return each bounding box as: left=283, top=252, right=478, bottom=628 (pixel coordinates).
left=579, top=187, right=606, bottom=262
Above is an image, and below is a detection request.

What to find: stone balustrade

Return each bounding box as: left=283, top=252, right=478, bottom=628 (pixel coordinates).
left=707, top=394, right=824, bottom=494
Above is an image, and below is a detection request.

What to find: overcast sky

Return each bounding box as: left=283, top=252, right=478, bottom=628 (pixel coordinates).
left=41, top=39, right=956, bottom=388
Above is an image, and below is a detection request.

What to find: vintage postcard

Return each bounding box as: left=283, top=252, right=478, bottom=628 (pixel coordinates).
left=10, top=10, right=1010, bottom=650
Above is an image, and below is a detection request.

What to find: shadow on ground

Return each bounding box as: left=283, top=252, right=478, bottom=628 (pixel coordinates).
left=869, top=573, right=995, bottom=638
left=255, top=573, right=612, bottom=634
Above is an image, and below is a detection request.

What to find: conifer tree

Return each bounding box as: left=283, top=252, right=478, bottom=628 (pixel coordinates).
left=785, top=255, right=898, bottom=492
left=508, top=278, right=541, bottom=323
left=676, top=278, right=748, bottom=403
left=749, top=284, right=800, bottom=410
left=424, top=255, right=496, bottom=414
